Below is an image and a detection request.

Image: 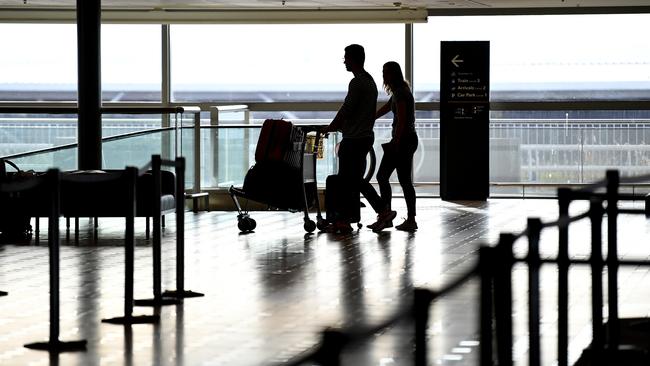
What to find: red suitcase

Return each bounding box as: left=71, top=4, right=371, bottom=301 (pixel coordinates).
left=255, top=119, right=293, bottom=164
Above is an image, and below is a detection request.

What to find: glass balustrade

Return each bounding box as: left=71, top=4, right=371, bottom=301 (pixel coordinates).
left=4, top=111, right=650, bottom=197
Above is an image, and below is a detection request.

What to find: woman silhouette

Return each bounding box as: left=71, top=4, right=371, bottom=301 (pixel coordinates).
left=362, top=61, right=418, bottom=232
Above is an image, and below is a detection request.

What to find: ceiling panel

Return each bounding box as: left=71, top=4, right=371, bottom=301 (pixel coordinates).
left=2, top=0, right=650, bottom=10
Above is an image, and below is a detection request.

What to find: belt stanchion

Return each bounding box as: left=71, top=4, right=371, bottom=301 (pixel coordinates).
left=24, top=169, right=87, bottom=352
left=135, top=155, right=179, bottom=306
left=102, top=167, right=160, bottom=324
left=602, top=171, right=646, bottom=360
left=605, top=170, right=620, bottom=350
left=163, top=156, right=204, bottom=299
left=413, top=288, right=434, bottom=366
left=557, top=188, right=571, bottom=366
left=494, top=233, right=515, bottom=366
left=478, top=246, right=494, bottom=365
left=588, top=199, right=605, bottom=359
left=527, top=218, right=542, bottom=366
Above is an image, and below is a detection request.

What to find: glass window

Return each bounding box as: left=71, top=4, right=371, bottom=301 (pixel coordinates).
left=0, top=24, right=77, bottom=101
left=102, top=24, right=161, bottom=102
left=0, top=24, right=161, bottom=102
left=171, top=24, right=404, bottom=102
left=414, top=14, right=650, bottom=102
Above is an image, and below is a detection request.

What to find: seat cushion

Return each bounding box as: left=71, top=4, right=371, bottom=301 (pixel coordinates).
left=60, top=169, right=176, bottom=218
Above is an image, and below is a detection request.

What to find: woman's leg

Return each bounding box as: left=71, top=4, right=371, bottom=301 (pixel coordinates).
left=395, top=136, right=418, bottom=218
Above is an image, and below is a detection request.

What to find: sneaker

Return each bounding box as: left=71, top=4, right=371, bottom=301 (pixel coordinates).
left=367, top=215, right=381, bottom=230
left=395, top=219, right=418, bottom=232
left=368, top=218, right=392, bottom=231
left=335, top=222, right=353, bottom=234
left=372, top=210, right=397, bottom=232
left=319, top=222, right=334, bottom=233
left=325, top=220, right=353, bottom=234
left=381, top=210, right=397, bottom=222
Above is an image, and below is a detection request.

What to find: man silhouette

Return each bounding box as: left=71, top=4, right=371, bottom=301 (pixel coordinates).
left=321, top=44, right=378, bottom=233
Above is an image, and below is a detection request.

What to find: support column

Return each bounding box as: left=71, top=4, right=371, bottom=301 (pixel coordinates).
left=77, top=0, right=102, bottom=170
left=161, top=24, right=172, bottom=161
left=404, top=23, right=414, bottom=88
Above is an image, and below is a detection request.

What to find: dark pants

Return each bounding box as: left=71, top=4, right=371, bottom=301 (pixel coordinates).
left=361, top=132, right=418, bottom=217
left=334, top=136, right=374, bottom=222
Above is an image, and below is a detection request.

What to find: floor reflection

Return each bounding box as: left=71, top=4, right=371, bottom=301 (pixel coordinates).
left=0, top=199, right=643, bottom=365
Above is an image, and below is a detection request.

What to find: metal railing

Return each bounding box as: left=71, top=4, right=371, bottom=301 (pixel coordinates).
left=6, top=106, right=650, bottom=198
left=0, top=105, right=201, bottom=189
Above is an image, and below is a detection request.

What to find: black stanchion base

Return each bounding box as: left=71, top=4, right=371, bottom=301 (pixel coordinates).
left=574, top=317, right=650, bottom=365
left=0, top=290, right=7, bottom=296
left=629, top=318, right=650, bottom=331
left=575, top=344, right=648, bottom=365
left=101, top=314, right=160, bottom=324
left=134, top=297, right=181, bottom=306
left=24, top=339, right=87, bottom=352
left=162, top=289, right=205, bottom=299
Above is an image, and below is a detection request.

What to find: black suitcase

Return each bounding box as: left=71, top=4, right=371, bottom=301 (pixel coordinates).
left=243, top=161, right=304, bottom=210
left=325, top=174, right=360, bottom=224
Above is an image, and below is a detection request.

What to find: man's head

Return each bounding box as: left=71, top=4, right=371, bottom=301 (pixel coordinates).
left=343, top=44, right=365, bottom=72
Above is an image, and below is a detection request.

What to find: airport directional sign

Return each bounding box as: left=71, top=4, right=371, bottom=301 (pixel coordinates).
left=440, top=41, right=490, bottom=201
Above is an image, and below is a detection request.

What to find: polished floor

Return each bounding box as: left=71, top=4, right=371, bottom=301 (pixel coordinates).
left=1, top=198, right=649, bottom=366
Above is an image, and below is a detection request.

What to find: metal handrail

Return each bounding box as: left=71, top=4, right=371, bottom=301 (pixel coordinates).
left=0, top=105, right=200, bottom=114
left=0, top=126, right=177, bottom=160
left=6, top=116, right=650, bottom=197
left=0, top=105, right=202, bottom=186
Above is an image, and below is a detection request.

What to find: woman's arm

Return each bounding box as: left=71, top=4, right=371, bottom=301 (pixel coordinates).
left=375, top=100, right=391, bottom=119
left=392, top=99, right=409, bottom=146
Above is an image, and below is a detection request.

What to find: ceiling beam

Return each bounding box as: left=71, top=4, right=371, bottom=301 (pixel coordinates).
left=427, top=6, right=650, bottom=16
left=0, top=8, right=428, bottom=23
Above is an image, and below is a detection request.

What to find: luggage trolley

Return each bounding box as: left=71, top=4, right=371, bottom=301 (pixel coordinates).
left=229, top=120, right=326, bottom=233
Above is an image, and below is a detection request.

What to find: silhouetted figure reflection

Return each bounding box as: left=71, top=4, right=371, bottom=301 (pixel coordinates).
left=339, top=238, right=366, bottom=327
left=152, top=307, right=162, bottom=366
left=175, top=304, right=185, bottom=366
left=49, top=352, right=59, bottom=366
left=123, top=325, right=133, bottom=366
left=337, top=237, right=375, bottom=365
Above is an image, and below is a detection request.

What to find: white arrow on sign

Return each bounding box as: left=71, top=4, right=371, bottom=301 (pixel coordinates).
left=452, top=54, right=464, bottom=68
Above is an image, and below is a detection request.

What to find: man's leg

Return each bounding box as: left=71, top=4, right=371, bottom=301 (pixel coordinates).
left=337, top=138, right=372, bottom=225
left=376, top=148, right=397, bottom=211
left=360, top=179, right=383, bottom=214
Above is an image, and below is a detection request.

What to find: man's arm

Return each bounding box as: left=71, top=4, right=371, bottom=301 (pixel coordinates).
left=322, top=78, right=361, bottom=133
left=323, top=110, right=344, bottom=133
